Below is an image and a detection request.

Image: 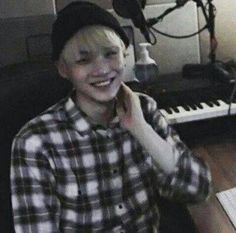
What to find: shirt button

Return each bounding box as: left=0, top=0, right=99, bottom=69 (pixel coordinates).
left=116, top=203, right=126, bottom=216
left=113, top=168, right=118, bottom=174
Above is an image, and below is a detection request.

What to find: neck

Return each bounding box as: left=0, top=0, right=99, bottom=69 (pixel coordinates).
left=75, top=93, right=115, bottom=127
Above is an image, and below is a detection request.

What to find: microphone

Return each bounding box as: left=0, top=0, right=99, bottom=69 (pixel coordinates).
left=112, top=0, right=151, bottom=43
left=176, top=0, right=190, bottom=7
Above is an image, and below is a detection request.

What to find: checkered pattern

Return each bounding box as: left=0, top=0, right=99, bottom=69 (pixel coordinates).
left=11, top=92, right=211, bottom=233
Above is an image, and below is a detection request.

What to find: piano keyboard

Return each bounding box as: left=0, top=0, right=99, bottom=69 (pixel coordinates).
left=127, top=73, right=236, bottom=125
left=160, top=99, right=236, bottom=124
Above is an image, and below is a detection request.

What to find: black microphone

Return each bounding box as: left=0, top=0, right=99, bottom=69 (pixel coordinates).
left=112, top=0, right=151, bottom=43
left=176, top=0, right=190, bottom=7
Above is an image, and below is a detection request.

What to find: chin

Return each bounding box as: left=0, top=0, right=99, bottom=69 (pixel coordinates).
left=92, top=81, right=121, bottom=102
left=94, top=92, right=117, bottom=103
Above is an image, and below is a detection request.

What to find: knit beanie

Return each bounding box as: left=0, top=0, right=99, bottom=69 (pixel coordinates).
left=51, top=1, right=130, bottom=61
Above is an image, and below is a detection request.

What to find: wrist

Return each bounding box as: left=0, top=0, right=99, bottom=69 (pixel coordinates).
left=130, top=120, right=151, bottom=138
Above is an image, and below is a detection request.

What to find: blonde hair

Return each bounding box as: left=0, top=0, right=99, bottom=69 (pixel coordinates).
left=59, top=25, right=126, bottom=65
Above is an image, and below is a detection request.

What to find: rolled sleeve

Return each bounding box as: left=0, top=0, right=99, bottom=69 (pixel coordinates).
left=142, top=94, right=212, bottom=203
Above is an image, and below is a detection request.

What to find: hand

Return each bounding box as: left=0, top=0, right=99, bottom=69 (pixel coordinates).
left=116, top=82, right=146, bottom=135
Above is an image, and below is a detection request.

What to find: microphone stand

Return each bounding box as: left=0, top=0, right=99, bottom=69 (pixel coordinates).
left=181, top=0, right=233, bottom=83
left=146, top=0, right=232, bottom=83
left=192, top=0, right=217, bottom=64
left=207, top=0, right=217, bottom=63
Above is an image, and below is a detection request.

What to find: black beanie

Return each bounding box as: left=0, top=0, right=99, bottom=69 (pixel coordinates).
left=51, top=1, right=130, bottom=61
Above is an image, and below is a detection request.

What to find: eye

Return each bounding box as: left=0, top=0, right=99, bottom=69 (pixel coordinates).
left=124, top=52, right=129, bottom=58
left=105, top=50, right=118, bottom=58
left=75, top=57, right=90, bottom=65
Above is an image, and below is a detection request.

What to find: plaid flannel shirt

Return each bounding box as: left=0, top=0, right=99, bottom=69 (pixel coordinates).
left=11, top=92, right=211, bottom=233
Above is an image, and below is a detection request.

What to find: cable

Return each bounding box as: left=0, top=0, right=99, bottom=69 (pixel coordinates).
left=148, top=27, right=157, bottom=45
left=146, top=1, right=213, bottom=41
left=228, top=68, right=236, bottom=115
left=150, top=24, right=208, bottom=39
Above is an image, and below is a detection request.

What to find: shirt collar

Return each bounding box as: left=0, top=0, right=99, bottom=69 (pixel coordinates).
left=64, top=96, right=92, bottom=135
left=63, top=93, right=120, bottom=135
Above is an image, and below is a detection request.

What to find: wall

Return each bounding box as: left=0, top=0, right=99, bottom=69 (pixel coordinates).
left=0, top=0, right=235, bottom=75
left=198, top=0, right=236, bottom=63
left=109, top=2, right=200, bottom=74
left=0, top=0, right=55, bottom=66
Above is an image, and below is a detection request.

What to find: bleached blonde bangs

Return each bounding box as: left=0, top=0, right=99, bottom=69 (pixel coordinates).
left=59, top=25, right=126, bottom=65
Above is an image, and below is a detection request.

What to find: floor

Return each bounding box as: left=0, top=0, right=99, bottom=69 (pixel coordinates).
left=176, top=117, right=236, bottom=233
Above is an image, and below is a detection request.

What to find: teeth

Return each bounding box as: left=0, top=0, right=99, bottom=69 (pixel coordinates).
left=93, top=80, right=111, bottom=87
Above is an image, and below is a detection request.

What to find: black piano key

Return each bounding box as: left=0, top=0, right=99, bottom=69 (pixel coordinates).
left=206, top=101, right=214, bottom=107
left=186, top=94, right=201, bottom=110
left=172, top=106, right=180, bottom=113
left=212, top=100, right=220, bottom=106
left=165, top=108, right=173, bottom=114
left=182, top=105, right=191, bottom=111
left=196, top=103, right=204, bottom=109
left=195, top=104, right=201, bottom=110
left=221, top=99, right=229, bottom=105
left=189, top=104, right=197, bottom=110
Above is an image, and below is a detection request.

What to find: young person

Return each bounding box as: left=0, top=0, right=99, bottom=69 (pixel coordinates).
left=11, top=2, right=211, bottom=233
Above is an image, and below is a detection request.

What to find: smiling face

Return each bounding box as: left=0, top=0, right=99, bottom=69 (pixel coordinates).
left=57, top=26, right=126, bottom=105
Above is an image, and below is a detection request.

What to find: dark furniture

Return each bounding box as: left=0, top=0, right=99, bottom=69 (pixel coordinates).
left=0, top=62, right=72, bottom=233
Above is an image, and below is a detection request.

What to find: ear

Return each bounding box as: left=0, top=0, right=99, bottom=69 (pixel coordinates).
left=56, top=61, right=70, bottom=79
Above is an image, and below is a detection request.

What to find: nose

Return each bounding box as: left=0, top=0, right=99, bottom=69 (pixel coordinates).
left=91, top=56, right=110, bottom=76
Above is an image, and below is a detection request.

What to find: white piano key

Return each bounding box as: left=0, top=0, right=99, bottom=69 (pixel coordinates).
left=160, top=109, right=169, bottom=118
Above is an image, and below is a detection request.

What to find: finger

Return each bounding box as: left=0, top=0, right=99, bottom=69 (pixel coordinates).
left=116, top=97, right=126, bottom=117
left=117, top=84, right=129, bottom=111
left=120, top=82, right=133, bottom=96
left=117, top=84, right=125, bottom=99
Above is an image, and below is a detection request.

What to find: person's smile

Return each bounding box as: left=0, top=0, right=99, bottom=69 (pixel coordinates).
left=89, top=70, right=117, bottom=88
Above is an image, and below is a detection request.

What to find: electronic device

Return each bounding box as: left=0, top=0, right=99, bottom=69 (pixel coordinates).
left=216, top=187, right=236, bottom=229
left=137, top=73, right=236, bottom=125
